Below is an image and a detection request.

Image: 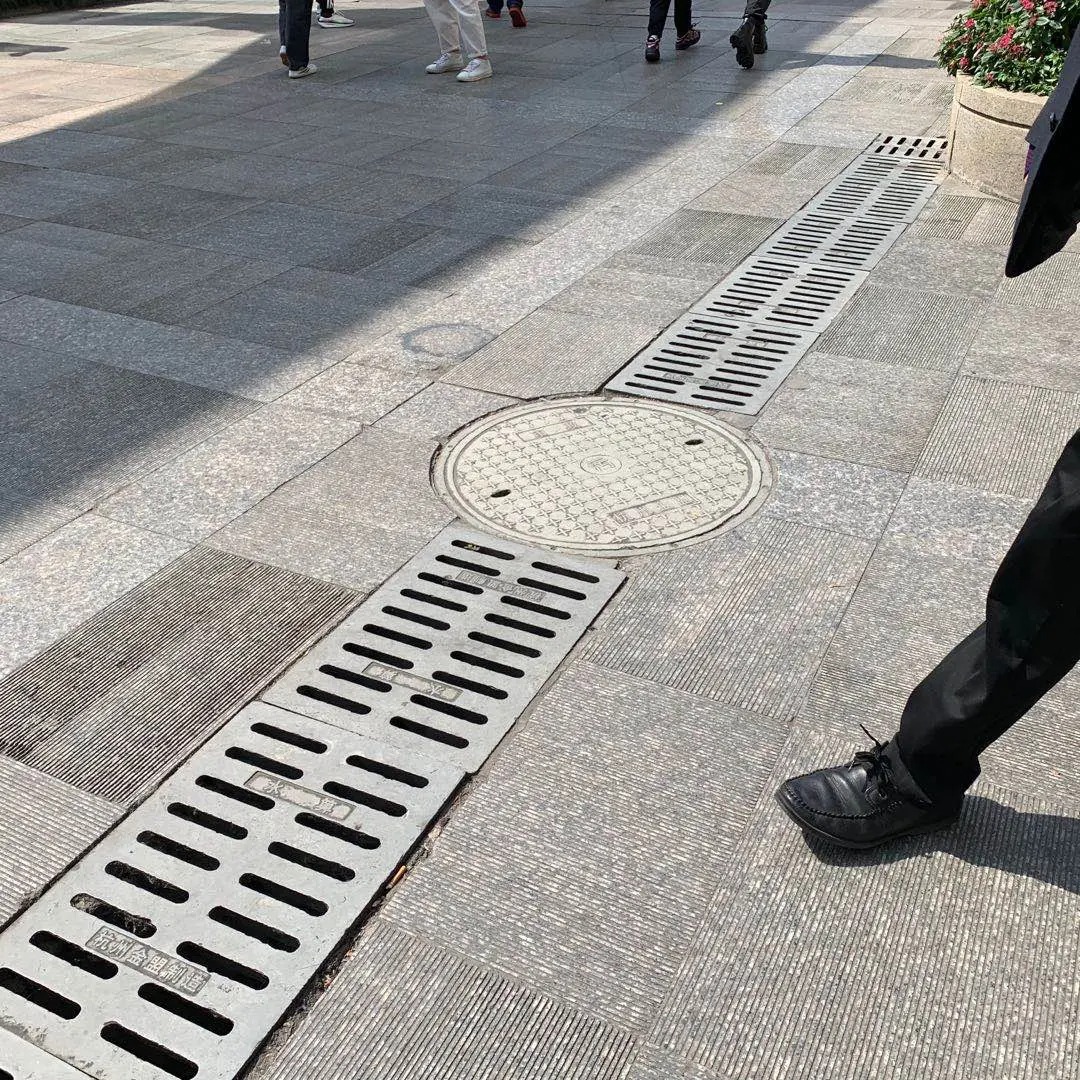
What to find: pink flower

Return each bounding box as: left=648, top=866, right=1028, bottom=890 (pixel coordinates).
left=1020, top=0, right=1034, bottom=10
left=959, top=55, right=971, bottom=69
left=1045, top=0, right=1058, bottom=13
left=965, top=16, right=976, bottom=26
left=971, top=0, right=985, bottom=9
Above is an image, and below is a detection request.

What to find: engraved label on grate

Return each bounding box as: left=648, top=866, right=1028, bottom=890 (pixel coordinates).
left=691, top=257, right=868, bottom=332
left=0, top=703, right=462, bottom=1080
left=606, top=136, right=946, bottom=412
left=607, top=313, right=816, bottom=414
left=263, top=525, right=625, bottom=773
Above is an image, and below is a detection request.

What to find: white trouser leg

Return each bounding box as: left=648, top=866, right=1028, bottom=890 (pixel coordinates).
left=423, top=0, right=461, bottom=55
left=446, top=0, right=489, bottom=58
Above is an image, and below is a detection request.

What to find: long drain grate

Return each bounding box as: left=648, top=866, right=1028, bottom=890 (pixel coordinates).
left=0, top=702, right=463, bottom=1080
left=263, top=524, right=625, bottom=773
left=605, top=133, right=946, bottom=414
left=1, top=1026, right=89, bottom=1079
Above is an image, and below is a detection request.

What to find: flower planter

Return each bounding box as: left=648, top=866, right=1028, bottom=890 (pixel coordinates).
left=946, top=73, right=1047, bottom=201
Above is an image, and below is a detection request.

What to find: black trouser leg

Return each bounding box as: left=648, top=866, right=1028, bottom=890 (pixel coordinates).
left=672, top=0, right=692, bottom=34
left=648, top=0, right=671, bottom=38
left=280, top=0, right=313, bottom=69
left=887, top=428, right=1080, bottom=803
left=743, top=0, right=769, bottom=18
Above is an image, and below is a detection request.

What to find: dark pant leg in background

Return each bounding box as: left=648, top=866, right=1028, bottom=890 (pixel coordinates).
left=887, top=427, right=1080, bottom=803
left=280, top=0, right=313, bottom=69
left=648, top=0, right=672, bottom=38
left=744, top=0, right=770, bottom=18
left=672, top=0, right=692, bottom=35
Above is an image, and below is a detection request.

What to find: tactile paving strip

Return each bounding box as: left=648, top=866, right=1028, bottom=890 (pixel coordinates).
left=263, top=525, right=625, bottom=773
left=0, top=703, right=462, bottom=1080
left=606, top=133, right=945, bottom=413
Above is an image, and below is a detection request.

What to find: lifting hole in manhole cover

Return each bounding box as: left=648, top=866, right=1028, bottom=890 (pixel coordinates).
left=431, top=397, right=773, bottom=558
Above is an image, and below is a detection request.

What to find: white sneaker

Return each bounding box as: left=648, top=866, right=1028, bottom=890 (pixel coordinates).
left=279, top=45, right=289, bottom=65
left=317, top=12, right=354, bottom=25
left=288, top=62, right=318, bottom=78
left=456, top=56, right=493, bottom=82
left=426, top=52, right=465, bottom=74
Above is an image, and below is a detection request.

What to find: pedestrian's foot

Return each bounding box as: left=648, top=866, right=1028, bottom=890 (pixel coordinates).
left=317, top=11, right=354, bottom=25
left=509, top=4, right=527, bottom=26
left=774, top=729, right=962, bottom=850
left=675, top=25, right=700, bottom=50
left=288, top=63, right=318, bottom=78
left=483, top=6, right=501, bottom=16
left=457, top=56, right=493, bottom=81
left=730, top=17, right=757, bottom=69
left=752, top=17, right=767, bottom=53
left=426, top=51, right=465, bottom=73
left=644, top=34, right=661, bottom=62
left=279, top=45, right=289, bottom=65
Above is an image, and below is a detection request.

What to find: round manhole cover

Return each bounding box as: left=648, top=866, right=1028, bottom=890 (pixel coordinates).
left=431, top=397, right=773, bottom=557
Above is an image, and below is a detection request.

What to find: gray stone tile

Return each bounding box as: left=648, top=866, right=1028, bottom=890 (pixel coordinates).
left=252, top=921, right=636, bottom=1080
left=445, top=309, right=659, bottom=397
left=0, top=513, right=188, bottom=679
left=543, top=265, right=710, bottom=325
left=276, top=363, right=431, bottom=422
left=161, top=115, right=297, bottom=151
left=612, top=209, right=782, bottom=269
left=739, top=139, right=860, bottom=182
left=915, top=377, right=1080, bottom=499
left=652, top=729, right=1080, bottom=1079
left=0, top=757, right=120, bottom=924
left=995, top=250, right=1080, bottom=312
left=0, top=492, right=82, bottom=563
left=586, top=516, right=874, bottom=721
left=761, top=448, right=906, bottom=541
left=98, top=402, right=362, bottom=542
left=816, top=284, right=986, bottom=373
left=375, top=381, right=514, bottom=437
left=0, top=357, right=255, bottom=505
left=963, top=302, right=1080, bottom=394
left=965, top=197, right=1018, bottom=247
left=0, top=295, right=330, bottom=400
left=872, top=233, right=1005, bottom=300
left=910, top=193, right=987, bottom=240
left=182, top=267, right=439, bottom=362
left=0, top=126, right=140, bottom=169
left=688, top=173, right=822, bottom=218
left=754, top=352, right=953, bottom=472
left=385, top=662, right=788, bottom=1031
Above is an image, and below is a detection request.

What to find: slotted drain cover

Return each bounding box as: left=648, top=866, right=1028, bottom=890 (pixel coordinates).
left=264, top=524, right=624, bottom=772
left=692, top=256, right=867, bottom=332
left=0, top=703, right=462, bottom=1080
left=432, top=398, right=771, bottom=557
left=870, top=134, right=949, bottom=163
left=609, top=314, right=816, bottom=414
left=0, top=1027, right=88, bottom=1079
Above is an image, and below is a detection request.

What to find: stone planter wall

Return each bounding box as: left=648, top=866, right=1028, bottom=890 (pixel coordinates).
left=946, top=74, right=1047, bottom=202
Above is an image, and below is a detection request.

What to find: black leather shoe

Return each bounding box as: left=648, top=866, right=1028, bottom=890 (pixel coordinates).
left=730, top=17, right=756, bottom=69
left=752, top=18, right=767, bottom=54
left=775, top=732, right=962, bottom=849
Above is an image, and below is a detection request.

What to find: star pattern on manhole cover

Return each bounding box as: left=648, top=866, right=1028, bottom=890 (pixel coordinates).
left=432, top=397, right=773, bottom=557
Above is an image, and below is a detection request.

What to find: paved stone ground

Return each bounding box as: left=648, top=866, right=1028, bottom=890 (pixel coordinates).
left=1, top=0, right=1079, bottom=1077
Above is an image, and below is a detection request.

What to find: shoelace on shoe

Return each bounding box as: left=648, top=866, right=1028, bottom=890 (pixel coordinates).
left=848, top=724, right=895, bottom=799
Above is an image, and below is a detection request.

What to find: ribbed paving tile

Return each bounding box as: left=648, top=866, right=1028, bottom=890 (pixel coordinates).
left=915, top=378, right=1080, bottom=498
left=0, top=547, right=356, bottom=804
left=910, top=193, right=986, bottom=239
left=0, top=703, right=463, bottom=1080
left=384, top=662, right=786, bottom=1030
left=816, top=283, right=984, bottom=372
left=0, top=757, right=120, bottom=926
left=585, top=517, right=873, bottom=720
left=252, top=922, right=636, bottom=1080
left=652, top=730, right=1080, bottom=1080
left=264, top=526, right=624, bottom=773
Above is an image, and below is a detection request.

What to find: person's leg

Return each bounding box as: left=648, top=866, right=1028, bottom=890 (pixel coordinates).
left=647, top=0, right=671, bottom=40
left=424, top=0, right=462, bottom=58
left=672, top=0, right=692, bottom=36
left=731, top=0, right=768, bottom=66
left=279, top=0, right=289, bottom=62
left=506, top=0, right=526, bottom=28
left=485, top=0, right=504, bottom=14
left=448, top=0, right=489, bottom=59
left=888, top=427, right=1080, bottom=803
left=284, top=0, right=313, bottom=69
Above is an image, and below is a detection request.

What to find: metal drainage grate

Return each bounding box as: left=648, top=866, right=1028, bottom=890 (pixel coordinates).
left=606, top=314, right=815, bottom=413
left=869, top=134, right=949, bottom=163
left=263, top=525, right=624, bottom=774
left=0, top=1027, right=88, bottom=1079
left=804, top=160, right=938, bottom=225
left=0, top=703, right=462, bottom=1080
left=691, top=256, right=867, bottom=332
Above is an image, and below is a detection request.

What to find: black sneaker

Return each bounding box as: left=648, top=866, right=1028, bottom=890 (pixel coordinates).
left=774, top=730, right=962, bottom=849
left=729, top=17, right=756, bottom=69
left=752, top=18, right=767, bottom=53
left=645, top=35, right=661, bottom=62
left=675, top=25, right=701, bottom=50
